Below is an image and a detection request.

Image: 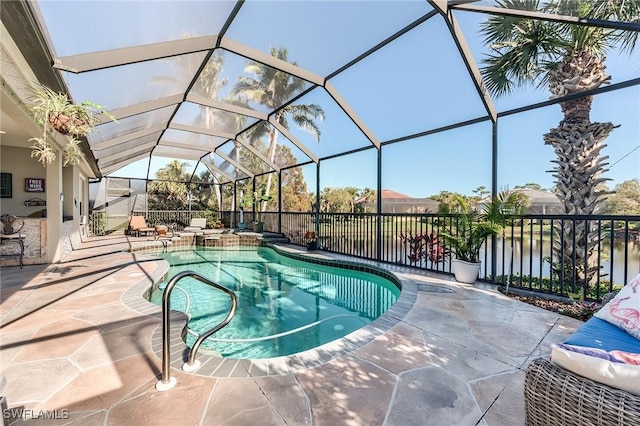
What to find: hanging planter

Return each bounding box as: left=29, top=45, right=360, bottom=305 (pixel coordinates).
left=28, top=83, right=117, bottom=166
left=47, top=112, right=89, bottom=136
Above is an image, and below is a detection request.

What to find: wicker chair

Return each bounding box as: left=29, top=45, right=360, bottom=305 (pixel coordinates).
left=524, top=358, right=640, bottom=426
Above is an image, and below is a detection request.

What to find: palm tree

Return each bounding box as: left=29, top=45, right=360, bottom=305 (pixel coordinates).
left=148, top=160, right=190, bottom=209
left=232, top=47, right=325, bottom=212
left=480, top=0, right=639, bottom=287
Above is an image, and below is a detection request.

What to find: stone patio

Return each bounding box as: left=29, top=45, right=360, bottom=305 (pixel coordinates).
left=0, top=233, right=583, bottom=425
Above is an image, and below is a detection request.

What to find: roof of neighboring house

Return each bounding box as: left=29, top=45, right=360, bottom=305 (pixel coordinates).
left=354, top=189, right=432, bottom=204
left=514, top=188, right=561, bottom=204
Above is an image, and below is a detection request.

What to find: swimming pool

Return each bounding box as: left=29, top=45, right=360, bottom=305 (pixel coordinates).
left=148, top=246, right=400, bottom=359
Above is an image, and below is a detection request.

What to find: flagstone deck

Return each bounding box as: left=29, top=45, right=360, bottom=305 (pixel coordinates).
left=0, top=233, right=582, bottom=425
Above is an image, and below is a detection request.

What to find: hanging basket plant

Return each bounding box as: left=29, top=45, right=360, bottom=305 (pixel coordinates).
left=28, top=83, right=117, bottom=166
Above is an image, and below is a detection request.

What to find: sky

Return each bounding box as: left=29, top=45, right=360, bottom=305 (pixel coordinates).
left=37, top=1, right=640, bottom=199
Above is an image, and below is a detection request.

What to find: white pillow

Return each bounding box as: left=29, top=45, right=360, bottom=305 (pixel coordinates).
left=595, top=273, right=640, bottom=340
left=551, top=344, right=640, bottom=395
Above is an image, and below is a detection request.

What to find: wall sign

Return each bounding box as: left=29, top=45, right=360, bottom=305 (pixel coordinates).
left=25, top=178, right=45, bottom=192
left=24, top=197, right=46, bottom=207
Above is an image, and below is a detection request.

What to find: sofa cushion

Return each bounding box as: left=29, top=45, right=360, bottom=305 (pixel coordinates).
left=595, top=274, right=640, bottom=340
left=563, top=316, right=640, bottom=353
left=551, top=344, right=640, bottom=395
left=555, top=343, right=640, bottom=365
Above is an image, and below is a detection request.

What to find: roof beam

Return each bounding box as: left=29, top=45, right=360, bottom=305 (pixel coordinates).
left=53, top=35, right=218, bottom=73
left=169, top=122, right=236, bottom=140
left=214, top=151, right=255, bottom=178
left=91, top=125, right=166, bottom=151
left=186, top=94, right=268, bottom=120
left=101, top=153, right=150, bottom=175
left=158, top=140, right=225, bottom=151
left=152, top=145, right=210, bottom=160
left=96, top=141, right=157, bottom=163
left=325, top=82, right=380, bottom=149
left=96, top=94, right=183, bottom=124
left=220, top=37, right=325, bottom=86
left=451, top=4, right=640, bottom=32
left=431, top=2, right=497, bottom=123
left=235, top=137, right=279, bottom=172
left=268, top=118, right=319, bottom=164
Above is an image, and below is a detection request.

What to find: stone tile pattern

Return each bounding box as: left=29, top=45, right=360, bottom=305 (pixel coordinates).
left=0, top=235, right=583, bottom=426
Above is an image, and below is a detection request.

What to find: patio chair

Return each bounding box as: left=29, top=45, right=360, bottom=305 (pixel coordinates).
left=128, top=216, right=156, bottom=237
left=0, top=214, right=26, bottom=268
left=183, top=217, right=208, bottom=233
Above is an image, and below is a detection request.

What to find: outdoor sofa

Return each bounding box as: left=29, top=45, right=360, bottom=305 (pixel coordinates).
left=524, top=275, right=640, bottom=426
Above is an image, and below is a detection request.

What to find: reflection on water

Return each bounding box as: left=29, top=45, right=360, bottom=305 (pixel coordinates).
left=485, top=237, right=640, bottom=285
left=364, top=235, right=639, bottom=286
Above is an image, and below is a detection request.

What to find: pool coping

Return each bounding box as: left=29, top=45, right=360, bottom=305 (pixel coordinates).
left=122, top=243, right=418, bottom=378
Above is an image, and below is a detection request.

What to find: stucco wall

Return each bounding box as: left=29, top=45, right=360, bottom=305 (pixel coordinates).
left=0, top=145, right=47, bottom=218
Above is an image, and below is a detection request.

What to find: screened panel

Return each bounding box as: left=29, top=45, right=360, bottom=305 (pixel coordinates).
left=320, top=149, right=377, bottom=213
left=153, top=145, right=208, bottom=161
left=288, top=88, right=374, bottom=158
left=94, top=132, right=163, bottom=156
left=172, top=102, right=259, bottom=136
left=281, top=165, right=315, bottom=213
left=225, top=0, right=434, bottom=76
left=330, top=16, right=489, bottom=141
left=62, top=52, right=207, bottom=110
left=37, top=1, right=234, bottom=55
left=238, top=123, right=315, bottom=165
left=94, top=135, right=159, bottom=161
left=382, top=121, right=493, bottom=198
left=207, top=153, right=250, bottom=181
left=106, top=158, right=151, bottom=180
left=217, top=140, right=271, bottom=175
left=159, top=128, right=227, bottom=150
left=90, top=106, right=175, bottom=145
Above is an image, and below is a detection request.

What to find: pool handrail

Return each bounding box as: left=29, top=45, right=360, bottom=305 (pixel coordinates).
left=155, top=270, right=237, bottom=392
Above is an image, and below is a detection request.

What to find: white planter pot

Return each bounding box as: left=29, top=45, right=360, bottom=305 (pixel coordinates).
left=452, top=259, right=480, bottom=284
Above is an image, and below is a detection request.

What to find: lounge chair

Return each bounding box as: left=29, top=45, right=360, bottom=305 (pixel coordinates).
left=129, top=216, right=156, bottom=237
left=183, top=217, right=207, bottom=233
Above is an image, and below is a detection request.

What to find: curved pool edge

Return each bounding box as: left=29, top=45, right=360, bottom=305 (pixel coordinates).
left=126, top=243, right=418, bottom=379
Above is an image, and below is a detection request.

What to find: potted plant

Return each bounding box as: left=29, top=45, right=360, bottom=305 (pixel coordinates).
left=304, top=231, right=318, bottom=251
left=438, top=192, right=522, bottom=284
left=243, top=185, right=272, bottom=232
left=28, top=83, right=117, bottom=166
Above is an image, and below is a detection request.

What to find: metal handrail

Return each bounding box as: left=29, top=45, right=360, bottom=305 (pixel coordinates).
left=156, top=270, right=237, bottom=391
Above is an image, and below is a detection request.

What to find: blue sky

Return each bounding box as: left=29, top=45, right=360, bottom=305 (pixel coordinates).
left=38, top=1, right=640, bottom=199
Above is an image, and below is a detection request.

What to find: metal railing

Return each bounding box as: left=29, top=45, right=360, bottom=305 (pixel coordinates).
left=156, top=271, right=237, bottom=391
left=90, top=208, right=638, bottom=300
left=277, top=212, right=639, bottom=301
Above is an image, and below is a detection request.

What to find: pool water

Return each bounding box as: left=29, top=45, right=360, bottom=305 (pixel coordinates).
left=149, top=247, right=400, bottom=359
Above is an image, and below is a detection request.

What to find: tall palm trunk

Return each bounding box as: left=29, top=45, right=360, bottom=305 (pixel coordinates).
left=261, top=116, right=281, bottom=213
left=543, top=50, right=616, bottom=288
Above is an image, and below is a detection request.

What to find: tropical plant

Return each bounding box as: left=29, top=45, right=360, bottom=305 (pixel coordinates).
left=399, top=231, right=448, bottom=267
left=439, top=191, right=524, bottom=263
left=147, top=160, right=191, bottom=210
left=28, top=83, right=117, bottom=166
left=304, top=231, right=317, bottom=243
left=241, top=184, right=273, bottom=224
left=480, top=0, right=640, bottom=286
left=232, top=47, right=325, bottom=207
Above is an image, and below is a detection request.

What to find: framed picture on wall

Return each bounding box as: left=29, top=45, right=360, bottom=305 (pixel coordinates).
left=0, top=173, right=12, bottom=198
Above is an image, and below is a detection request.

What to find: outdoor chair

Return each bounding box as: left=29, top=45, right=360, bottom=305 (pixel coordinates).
left=0, top=214, right=26, bottom=268
left=183, top=217, right=208, bottom=233
left=128, top=216, right=156, bottom=237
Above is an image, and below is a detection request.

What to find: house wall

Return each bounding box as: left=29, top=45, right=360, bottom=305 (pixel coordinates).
left=0, top=145, right=47, bottom=217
